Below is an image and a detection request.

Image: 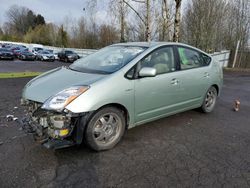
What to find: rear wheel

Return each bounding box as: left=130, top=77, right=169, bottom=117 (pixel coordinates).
left=85, top=107, right=126, bottom=151
left=201, top=86, right=217, bottom=113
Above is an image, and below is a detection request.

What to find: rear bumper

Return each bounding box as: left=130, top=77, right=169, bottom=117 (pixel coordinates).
left=67, top=57, right=78, bottom=62
left=0, top=55, right=14, bottom=59
left=43, top=56, right=55, bottom=61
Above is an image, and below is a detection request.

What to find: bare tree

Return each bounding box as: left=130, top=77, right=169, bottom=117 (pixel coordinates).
left=5, top=5, right=45, bottom=37
left=155, top=0, right=175, bottom=41
left=109, top=0, right=128, bottom=42
left=227, top=0, right=250, bottom=49
left=173, top=0, right=182, bottom=42
left=181, top=0, right=228, bottom=51
left=123, top=0, right=152, bottom=41
left=99, top=24, right=119, bottom=47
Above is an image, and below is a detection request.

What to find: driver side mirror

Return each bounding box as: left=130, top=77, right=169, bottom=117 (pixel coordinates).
left=139, top=67, right=156, bottom=77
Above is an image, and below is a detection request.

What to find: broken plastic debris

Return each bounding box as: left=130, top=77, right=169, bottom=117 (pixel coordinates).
left=13, top=117, right=18, bottom=121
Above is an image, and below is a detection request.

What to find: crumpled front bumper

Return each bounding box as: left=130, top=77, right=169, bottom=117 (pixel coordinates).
left=20, top=99, right=92, bottom=149
left=19, top=100, right=80, bottom=149
left=19, top=115, right=75, bottom=149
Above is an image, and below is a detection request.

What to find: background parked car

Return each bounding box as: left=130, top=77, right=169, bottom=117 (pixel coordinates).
left=13, top=48, right=29, bottom=58
left=36, top=50, right=55, bottom=61
left=53, top=52, right=59, bottom=60
left=1, top=43, right=13, bottom=49
left=10, top=45, right=28, bottom=58
left=32, top=47, right=44, bottom=56
left=58, top=50, right=80, bottom=63
left=0, top=48, right=14, bottom=60
left=18, top=50, right=36, bottom=61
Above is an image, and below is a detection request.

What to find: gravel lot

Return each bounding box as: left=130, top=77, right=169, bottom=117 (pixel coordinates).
left=0, top=60, right=250, bottom=187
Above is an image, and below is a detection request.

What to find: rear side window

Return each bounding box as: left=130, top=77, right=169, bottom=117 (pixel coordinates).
left=177, top=47, right=210, bottom=70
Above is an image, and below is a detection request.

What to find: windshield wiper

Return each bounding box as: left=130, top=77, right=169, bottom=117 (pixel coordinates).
left=68, top=66, right=111, bottom=75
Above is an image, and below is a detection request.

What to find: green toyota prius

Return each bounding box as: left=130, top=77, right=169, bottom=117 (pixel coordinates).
left=21, top=42, right=223, bottom=151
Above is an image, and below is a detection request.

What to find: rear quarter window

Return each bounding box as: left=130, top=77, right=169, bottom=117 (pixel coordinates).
left=201, top=53, right=212, bottom=65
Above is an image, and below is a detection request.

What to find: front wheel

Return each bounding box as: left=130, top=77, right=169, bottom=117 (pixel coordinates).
left=201, top=86, right=217, bottom=113
left=85, top=107, right=126, bottom=151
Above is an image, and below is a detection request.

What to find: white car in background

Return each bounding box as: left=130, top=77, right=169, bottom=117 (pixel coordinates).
left=36, top=50, right=55, bottom=61
left=53, top=52, right=59, bottom=60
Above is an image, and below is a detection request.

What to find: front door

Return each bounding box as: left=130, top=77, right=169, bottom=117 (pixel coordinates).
left=134, top=46, right=182, bottom=124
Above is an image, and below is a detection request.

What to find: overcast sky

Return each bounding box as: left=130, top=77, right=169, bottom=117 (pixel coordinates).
left=0, top=0, right=107, bottom=25
left=0, top=0, right=188, bottom=26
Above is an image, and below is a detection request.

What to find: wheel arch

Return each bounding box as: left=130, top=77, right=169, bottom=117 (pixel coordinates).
left=211, top=84, right=219, bottom=95
left=95, top=103, right=130, bottom=129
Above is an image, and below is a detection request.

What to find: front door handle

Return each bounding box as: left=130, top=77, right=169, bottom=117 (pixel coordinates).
left=171, top=78, right=179, bottom=85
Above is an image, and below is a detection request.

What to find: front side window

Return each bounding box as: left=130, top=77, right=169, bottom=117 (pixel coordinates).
left=138, top=46, right=175, bottom=75
left=178, top=47, right=210, bottom=70
left=70, top=46, right=146, bottom=74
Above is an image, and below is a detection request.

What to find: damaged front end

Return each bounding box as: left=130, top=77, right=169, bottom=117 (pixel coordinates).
left=20, top=99, right=89, bottom=149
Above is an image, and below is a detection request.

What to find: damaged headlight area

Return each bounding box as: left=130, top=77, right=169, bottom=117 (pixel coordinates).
left=42, top=86, right=89, bottom=112
left=20, top=100, right=90, bottom=149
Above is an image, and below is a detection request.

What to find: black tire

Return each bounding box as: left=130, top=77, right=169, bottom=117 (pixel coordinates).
left=85, top=107, right=126, bottom=151
left=65, top=57, right=69, bottom=63
left=201, top=86, right=217, bottom=113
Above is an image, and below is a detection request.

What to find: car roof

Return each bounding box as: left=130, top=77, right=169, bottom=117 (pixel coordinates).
left=111, top=42, right=210, bottom=56
left=112, top=42, right=198, bottom=47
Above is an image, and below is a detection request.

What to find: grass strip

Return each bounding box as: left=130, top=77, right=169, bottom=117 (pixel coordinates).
left=0, top=72, right=41, bottom=78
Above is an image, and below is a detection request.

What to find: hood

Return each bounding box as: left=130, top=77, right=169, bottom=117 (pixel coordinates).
left=22, top=66, right=107, bottom=103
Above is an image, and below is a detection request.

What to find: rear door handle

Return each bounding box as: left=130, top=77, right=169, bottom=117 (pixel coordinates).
left=171, top=78, right=179, bottom=85
left=204, top=72, right=210, bottom=78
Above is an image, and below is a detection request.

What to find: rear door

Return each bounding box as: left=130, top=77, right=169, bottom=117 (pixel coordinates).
left=175, top=46, right=212, bottom=108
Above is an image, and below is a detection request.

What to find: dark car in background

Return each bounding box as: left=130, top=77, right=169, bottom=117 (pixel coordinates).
left=1, top=43, right=13, bottom=49
left=10, top=45, right=29, bottom=58
left=18, top=51, right=36, bottom=61
left=36, top=50, right=55, bottom=61
left=58, top=50, right=79, bottom=63
left=0, top=48, right=14, bottom=60
left=13, top=48, right=29, bottom=58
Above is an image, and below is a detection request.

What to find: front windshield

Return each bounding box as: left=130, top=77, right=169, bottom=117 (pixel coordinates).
left=70, top=46, right=146, bottom=74
left=66, top=51, right=73, bottom=54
